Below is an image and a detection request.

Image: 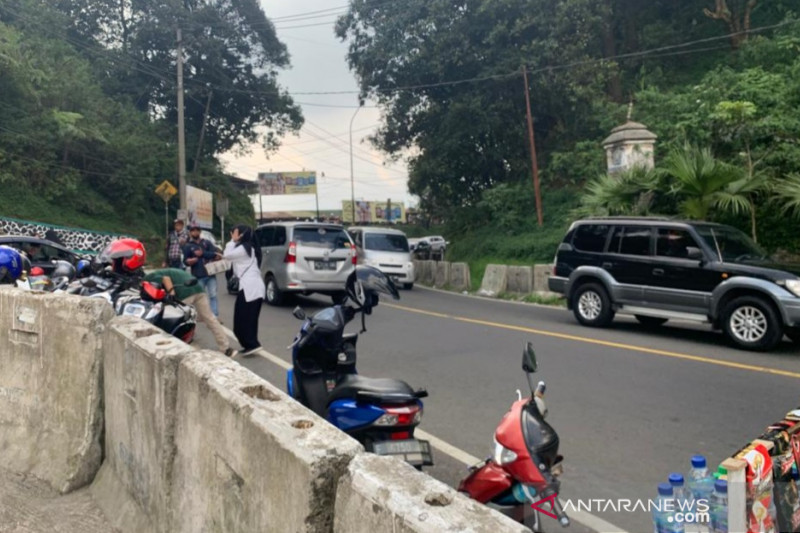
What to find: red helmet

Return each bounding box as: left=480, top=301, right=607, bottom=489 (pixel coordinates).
left=98, top=238, right=146, bottom=273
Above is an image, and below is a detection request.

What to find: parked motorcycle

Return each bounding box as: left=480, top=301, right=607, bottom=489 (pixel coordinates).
left=114, top=280, right=197, bottom=343
left=458, top=343, right=569, bottom=531
left=286, top=265, right=433, bottom=468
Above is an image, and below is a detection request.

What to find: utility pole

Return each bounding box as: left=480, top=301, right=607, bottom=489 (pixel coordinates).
left=192, top=90, right=213, bottom=174
left=522, top=65, right=543, bottom=227
left=177, top=28, right=187, bottom=212
left=349, top=104, right=362, bottom=224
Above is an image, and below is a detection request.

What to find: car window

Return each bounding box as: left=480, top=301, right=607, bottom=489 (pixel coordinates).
left=656, top=228, right=701, bottom=259
left=694, top=225, right=767, bottom=262
left=257, top=227, right=275, bottom=247
left=294, top=227, right=350, bottom=249
left=571, top=224, right=609, bottom=253
left=365, top=233, right=409, bottom=252
left=275, top=226, right=287, bottom=246
left=608, top=226, right=652, bottom=256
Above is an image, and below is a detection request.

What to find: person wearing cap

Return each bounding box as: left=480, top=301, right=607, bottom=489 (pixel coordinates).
left=184, top=224, right=222, bottom=317
left=164, top=219, right=189, bottom=268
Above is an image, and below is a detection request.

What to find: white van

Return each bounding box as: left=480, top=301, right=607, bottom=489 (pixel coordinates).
left=347, top=227, right=415, bottom=289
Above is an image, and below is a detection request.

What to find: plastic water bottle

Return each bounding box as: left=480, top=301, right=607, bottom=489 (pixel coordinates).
left=653, top=483, right=684, bottom=533
left=687, top=455, right=715, bottom=503
left=669, top=473, right=691, bottom=512
left=709, top=479, right=728, bottom=533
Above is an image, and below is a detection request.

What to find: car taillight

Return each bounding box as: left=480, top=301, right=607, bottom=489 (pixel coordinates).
left=351, top=251, right=357, bottom=265
left=284, top=242, right=297, bottom=263
left=373, top=404, right=422, bottom=427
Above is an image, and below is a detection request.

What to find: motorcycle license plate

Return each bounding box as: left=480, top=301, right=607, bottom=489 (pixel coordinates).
left=315, top=261, right=335, bottom=271
left=372, top=439, right=433, bottom=466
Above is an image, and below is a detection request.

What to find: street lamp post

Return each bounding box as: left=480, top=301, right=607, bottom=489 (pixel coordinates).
left=349, top=104, right=362, bottom=223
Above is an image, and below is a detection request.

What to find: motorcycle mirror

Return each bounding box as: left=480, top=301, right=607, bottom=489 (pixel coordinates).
left=292, top=306, right=306, bottom=320
left=522, top=342, right=538, bottom=373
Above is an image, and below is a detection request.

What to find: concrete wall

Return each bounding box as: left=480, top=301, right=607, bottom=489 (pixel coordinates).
left=0, top=287, right=114, bottom=493
left=0, top=216, right=131, bottom=254
left=412, top=261, right=553, bottom=297
left=479, top=265, right=508, bottom=297
left=335, top=454, right=528, bottom=533
left=506, top=266, right=533, bottom=294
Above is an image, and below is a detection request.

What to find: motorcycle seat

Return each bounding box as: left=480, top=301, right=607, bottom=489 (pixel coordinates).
left=327, top=374, right=418, bottom=405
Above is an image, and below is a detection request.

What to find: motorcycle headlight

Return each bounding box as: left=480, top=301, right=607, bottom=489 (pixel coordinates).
left=493, top=438, right=518, bottom=465
left=122, top=303, right=147, bottom=318
left=144, top=303, right=163, bottom=320
left=781, top=279, right=800, bottom=297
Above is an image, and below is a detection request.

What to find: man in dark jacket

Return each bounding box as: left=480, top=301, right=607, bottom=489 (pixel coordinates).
left=184, top=224, right=221, bottom=317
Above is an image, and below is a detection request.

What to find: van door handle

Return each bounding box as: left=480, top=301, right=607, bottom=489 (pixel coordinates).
left=653, top=268, right=665, bottom=276
left=601, top=262, right=612, bottom=270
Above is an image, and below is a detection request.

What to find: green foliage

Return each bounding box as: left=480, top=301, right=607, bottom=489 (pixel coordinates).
left=575, top=166, right=667, bottom=217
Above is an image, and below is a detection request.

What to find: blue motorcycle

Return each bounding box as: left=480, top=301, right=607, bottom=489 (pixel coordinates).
left=287, top=266, right=433, bottom=468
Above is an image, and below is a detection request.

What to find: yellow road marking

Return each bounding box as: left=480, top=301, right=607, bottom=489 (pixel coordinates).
left=384, top=303, right=800, bottom=380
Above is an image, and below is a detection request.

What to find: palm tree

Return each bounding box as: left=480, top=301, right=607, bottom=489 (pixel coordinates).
left=663, top=145, right=767, bottom=241
left=575, top=166, right=661, bottom=218
left=773, top=173, right=800, bottom=218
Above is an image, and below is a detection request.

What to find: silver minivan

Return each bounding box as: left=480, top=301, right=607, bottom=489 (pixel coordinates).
left=347, top=226, right=415, bottom=289
left=256, top=222, right=356, bottom=305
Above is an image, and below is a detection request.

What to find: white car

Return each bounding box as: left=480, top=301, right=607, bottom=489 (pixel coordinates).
left=425, top=236, right=448, bottom=253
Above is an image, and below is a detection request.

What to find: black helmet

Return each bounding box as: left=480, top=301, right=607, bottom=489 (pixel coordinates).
left=51, top=260, right=76, bottom=280
left=345, top=265, right=399, bottom=308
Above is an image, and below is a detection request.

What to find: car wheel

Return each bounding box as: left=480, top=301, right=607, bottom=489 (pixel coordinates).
left=572, top=282, right=614, bottom=327
left=403, top=283, right=414, bottom=290
left=265, top=274, right=285, bottom=306
left=635, top=315, right=668, bottom=327
left=331, top=292, right=347, bottom=305
left=721, top=295, right=783, bottom=351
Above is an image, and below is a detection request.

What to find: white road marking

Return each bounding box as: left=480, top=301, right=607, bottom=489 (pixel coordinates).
left=220, top=325, right=629, bottom=533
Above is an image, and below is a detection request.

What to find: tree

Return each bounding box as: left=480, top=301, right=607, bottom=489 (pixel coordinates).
left=703, top=0, right=759, bottom=49
left=575, top=166, right=664, bottom=217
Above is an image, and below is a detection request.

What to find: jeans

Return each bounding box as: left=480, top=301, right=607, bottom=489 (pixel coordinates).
left=198, top=275, right=218, bottom=317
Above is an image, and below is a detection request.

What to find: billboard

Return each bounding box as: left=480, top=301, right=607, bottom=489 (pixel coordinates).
left=341, top=200, right=406, bottom=224
left=257, top=171, right=317, bottom=196
left=186, top=185, right=213, bottom=229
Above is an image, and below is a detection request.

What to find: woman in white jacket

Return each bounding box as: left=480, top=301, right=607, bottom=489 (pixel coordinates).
left=224, top=225, right=266, bottom=356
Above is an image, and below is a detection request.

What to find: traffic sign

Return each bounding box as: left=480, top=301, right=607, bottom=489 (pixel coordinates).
left=155, top=180, right=178, bottom=202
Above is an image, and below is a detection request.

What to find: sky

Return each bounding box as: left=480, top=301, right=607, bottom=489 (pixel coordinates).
left=218, top=1, right=415, bottom=216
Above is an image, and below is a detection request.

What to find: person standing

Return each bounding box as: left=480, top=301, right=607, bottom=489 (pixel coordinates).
left=164, top=219, right=189, bottom=268
left=184, top=224, right=221, bottom=317
left=144, top=268, right=236, bottom=358
left=224, top=225, right=264, bottom=357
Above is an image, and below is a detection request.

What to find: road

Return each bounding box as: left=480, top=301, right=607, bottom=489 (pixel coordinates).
left=194, top=281, right=800, bottom=532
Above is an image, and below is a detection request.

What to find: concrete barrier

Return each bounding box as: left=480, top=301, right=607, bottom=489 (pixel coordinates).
left=533, top=265, right=552, bottom=292
left=334, top=454, right=528, bottom=533
left=506, top=266, right=534, bottom=294
left=420, top=260, right=436, bottom=286
left=172, top=351, right=363, bottom=533
left=434, top=261, right=451, bottom=288
left=478, top=265, right=508, bottom=297
left=91, top=316, right=195, bottom=533
left=449, top=262, right=471, bottom=291
left=0, top=287, right=114, bottom=493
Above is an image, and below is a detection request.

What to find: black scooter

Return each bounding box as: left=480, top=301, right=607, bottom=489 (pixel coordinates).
left=114, top=280, right=197, bottom=343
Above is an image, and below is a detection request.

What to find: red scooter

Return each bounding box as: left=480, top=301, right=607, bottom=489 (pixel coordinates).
left=458, top=342, right=569, bottom=531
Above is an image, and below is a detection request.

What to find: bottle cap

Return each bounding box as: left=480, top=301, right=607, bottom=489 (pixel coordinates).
left=669, top=473, right=685, bottom=486
left=658, top=482, right=674, bottom=496
left=715, top=479, right=727, bottom=494
left=691, top=455, right=707, bottom=468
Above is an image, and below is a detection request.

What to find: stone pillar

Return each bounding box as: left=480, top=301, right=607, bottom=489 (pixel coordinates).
left=602, top=121, right=657, bottom=175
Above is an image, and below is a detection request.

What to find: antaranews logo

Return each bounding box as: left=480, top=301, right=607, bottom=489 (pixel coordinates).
left=532, top=495, right=710, bottom=524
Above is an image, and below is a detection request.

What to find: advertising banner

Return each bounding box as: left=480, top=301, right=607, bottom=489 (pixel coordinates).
left=186, top=185, right=213, bottom=229
left=341, top=200, right=406, bottom=224
left=258, top=171, right=317, bottom=196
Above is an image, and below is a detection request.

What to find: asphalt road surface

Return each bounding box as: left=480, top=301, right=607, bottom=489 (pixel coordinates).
left=193, top=280, right=800, bottom=532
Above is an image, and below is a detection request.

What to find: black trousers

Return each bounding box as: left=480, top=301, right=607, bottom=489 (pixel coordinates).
left=233, top=291, right=263, bottom=351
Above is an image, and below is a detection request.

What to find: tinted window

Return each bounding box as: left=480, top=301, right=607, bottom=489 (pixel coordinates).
left=365, top=233, right=409, bottom=252
left=656, top=228, right=701, bottom=259
left=274, top=226, right=287, bottom=246
left=294, top=227, right=350, bottom=249
left=609, top=226, right=651, bottom=256
left=694, top=225, right=766, bottom=262
left=257, top=227, right=275, bottom=247
left=572, top=225, right=609, bottom=253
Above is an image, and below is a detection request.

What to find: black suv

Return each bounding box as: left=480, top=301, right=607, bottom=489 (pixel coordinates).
left=548, top=217, right=800, bottom=351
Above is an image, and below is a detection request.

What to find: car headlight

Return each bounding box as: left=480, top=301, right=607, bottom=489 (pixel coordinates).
left=493, top=438, right=518, bottom=465
left=780, top=279, right=800, bottom=297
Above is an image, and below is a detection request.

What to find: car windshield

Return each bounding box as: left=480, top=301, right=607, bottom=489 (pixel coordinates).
left=365, top=233, right=409, bottom=252
left=294, top=227, right=350, bottom=249
left=694, top=225, right=768, bottom=262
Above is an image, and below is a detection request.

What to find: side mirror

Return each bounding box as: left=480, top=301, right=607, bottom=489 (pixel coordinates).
left=522, top=342, right=538, bottom=373
left=687, top=247, right=704, bottom=261
left=292, top=306, right=306, bottom=320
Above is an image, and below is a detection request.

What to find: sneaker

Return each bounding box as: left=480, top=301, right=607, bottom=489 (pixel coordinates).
left=224, top=348, right=238, bottom=358
left=239, top=346, right=261, bottom=357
